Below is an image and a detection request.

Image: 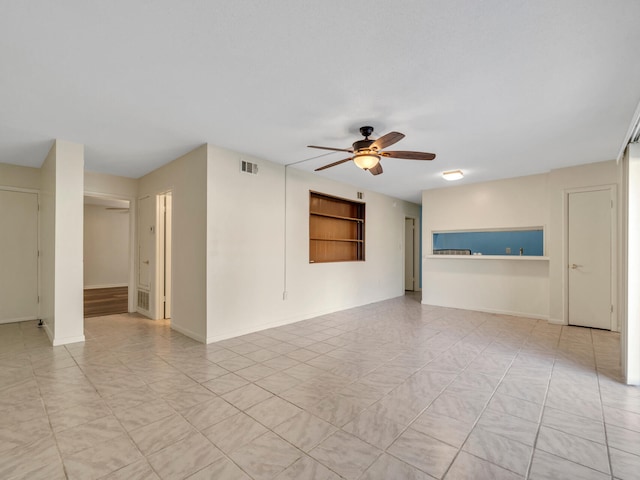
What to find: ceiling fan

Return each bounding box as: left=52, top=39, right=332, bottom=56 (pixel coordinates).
left=308, top=126, right=436, bottom=176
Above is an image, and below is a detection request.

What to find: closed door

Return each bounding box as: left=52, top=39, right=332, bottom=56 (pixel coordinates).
left=138, top=196, right=153, bottom=289
left=568, top=189, right=612, bottom=330
left=0, top=189, right=38, bottom=323
left=405, top=218, right=415, bottom=291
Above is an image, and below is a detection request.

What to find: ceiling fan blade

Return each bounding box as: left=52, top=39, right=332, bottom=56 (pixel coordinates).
left=380, top=150, right=436, bottom=160
left=315, top=157, right=353, bottom=171
left=370, top=132, right=405, bottom=151
left=307, top=145, right=354, bottom=153
left=369, top=163, right=383, bottom=175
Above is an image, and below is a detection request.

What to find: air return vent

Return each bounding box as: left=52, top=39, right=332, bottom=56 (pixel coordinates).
left=137, top=290, right=149, bottom=311
left=240, top=160, right=258, bottom=175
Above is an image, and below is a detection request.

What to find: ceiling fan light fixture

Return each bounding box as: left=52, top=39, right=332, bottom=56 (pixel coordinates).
left=353, top=154, right=380, bottom=170
left=442, top=169, right=464, bottom=181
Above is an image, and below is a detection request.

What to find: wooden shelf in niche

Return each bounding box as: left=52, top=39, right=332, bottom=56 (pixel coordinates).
left=310, top=191, right=365, bottom=263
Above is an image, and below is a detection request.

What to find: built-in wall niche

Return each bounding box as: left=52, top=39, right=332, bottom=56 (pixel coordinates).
left=432, top=227, right=544, bottom=256
left=309, top=191, right=365, bottom=263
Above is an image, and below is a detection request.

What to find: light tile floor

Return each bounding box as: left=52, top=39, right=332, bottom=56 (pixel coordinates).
left=1, top=294, right=640, bottom=479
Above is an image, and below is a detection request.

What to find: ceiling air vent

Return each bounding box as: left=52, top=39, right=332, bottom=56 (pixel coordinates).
left=241, top=160, right=258, bottom=175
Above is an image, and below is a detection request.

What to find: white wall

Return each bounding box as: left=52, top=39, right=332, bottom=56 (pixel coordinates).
left=40, top=140, right=85, bottom=346
left=422, top=174, right=550, bottom=318
left=138, top=145, right=208, bottom=340
left=205, top=145, right=420, bottom=342
left=83, top=204, right=129, bottom=288
left=206, top=146, right=286, bottom=342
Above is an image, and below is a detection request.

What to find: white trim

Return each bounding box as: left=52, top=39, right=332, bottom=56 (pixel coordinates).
left=426, top=255, right=549, bottom=261
left=616, top=98, right=640, bottom=163
left=0, top=316, right=39, bottom=325
left=52, top=334, right=86, bottom=346
left=171, top=322, right=206, bottom=343
left=420, top=301, right=549, bottom=321
left=206, top=293, right=411, bottom=344
left=43, top=321, right=54, bottom=343
left=548, top=317, right=566, bottom=326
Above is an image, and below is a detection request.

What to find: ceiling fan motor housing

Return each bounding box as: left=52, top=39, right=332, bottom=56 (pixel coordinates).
left=353, top=139, right=375, bottom=152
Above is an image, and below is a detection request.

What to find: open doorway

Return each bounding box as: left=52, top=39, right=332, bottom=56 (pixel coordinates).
left=83, top=195, right=131, bottom=317
left=405, top=217, right=416, bottom=291
left=156, top=192, right=172, bottom=320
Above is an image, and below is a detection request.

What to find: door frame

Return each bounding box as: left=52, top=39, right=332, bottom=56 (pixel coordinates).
left=563, top=184, right=617, bottom=331
left=405, top=217, right=415, bottom=291
left=404, top=215, right=421, bottom=293
left=155, top=191, right=173, bottom=320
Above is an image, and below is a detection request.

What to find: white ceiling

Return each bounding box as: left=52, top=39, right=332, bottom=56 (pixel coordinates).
left=2, top=1, right=640, bottom=203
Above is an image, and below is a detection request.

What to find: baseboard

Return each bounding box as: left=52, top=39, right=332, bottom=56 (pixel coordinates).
left=548, top=317, right=567, bottom=325
left=52, top=334, right=85, bottom=346
left=206, top=315, right=309, bottom=344
left=171, top=322, right=206, bottom=343
left=421, top=300, right=549, bottom=321
left=0, top=316, right=38, bottom=325
left=84, top=283, right=128, bottom=290
left=206, top=293, right=407, bottom=344
left=43, top=321, right=54, bottom=343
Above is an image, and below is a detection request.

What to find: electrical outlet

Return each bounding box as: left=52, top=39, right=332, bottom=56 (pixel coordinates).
left=506, top=247, right=511, bottom=254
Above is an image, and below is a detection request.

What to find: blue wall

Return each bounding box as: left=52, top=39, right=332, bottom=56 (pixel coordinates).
left=433, top=230, right=544, bottom=256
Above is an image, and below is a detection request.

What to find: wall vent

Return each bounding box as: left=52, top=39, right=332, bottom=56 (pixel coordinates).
left=241, top=160, right=258, bottom=175
left=137, top=290, right=149, bottom=311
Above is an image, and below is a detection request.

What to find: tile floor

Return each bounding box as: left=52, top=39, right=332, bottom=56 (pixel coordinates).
left=1, top=294, right=640, bottom=479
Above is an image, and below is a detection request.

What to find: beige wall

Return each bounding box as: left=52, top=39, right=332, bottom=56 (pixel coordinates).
left=84, top=204, right=129, bottom=288
left=85, top=171, right=138, bottom=199
left=138, top=145, right=208, bottom=341
left=0, top=163, right=40, bottom=190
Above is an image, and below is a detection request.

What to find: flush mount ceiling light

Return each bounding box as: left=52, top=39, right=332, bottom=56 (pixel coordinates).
left=353, top=153, right=380, bottom=170
left=442, top=169, right=464, bottom=181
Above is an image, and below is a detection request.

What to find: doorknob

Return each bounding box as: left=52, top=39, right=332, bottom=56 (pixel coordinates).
left=569, top=263, right=582, bottom=269
left=143, top=260, right=149, bottom=265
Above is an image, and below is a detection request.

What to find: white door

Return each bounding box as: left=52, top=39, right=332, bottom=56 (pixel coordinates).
left=0, top=189, right=38, bottom=323
left=405, top=218, right=415, bottom=291
left=568, top=189, right=612, bottom=330
left=138, top=196, right=153, bottom=290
